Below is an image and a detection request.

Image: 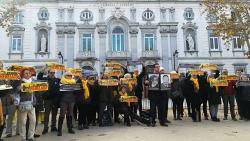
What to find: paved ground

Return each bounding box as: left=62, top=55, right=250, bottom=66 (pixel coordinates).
left=2, top=113, right=250, bottom=141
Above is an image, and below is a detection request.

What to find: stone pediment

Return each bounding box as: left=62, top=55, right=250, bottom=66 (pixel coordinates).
left=8, top=25, right=25, bottom=32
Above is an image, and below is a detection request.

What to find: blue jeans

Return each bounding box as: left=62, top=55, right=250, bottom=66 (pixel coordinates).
left=210, top=105, right=219, bottom=118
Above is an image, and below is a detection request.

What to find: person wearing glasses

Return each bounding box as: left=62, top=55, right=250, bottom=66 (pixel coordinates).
left=37, top=68, right=60, bottom=134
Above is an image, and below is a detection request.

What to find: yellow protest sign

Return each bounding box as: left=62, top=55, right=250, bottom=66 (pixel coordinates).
left=200, top=64, right=218, bottom=71
left=47, top=63, right=65, bottom=71
left=210, top=79, right=228, bottom=87
left=0, top=70, right=20, bottom=80
left=119, top=96, right=138, bottom=103
left=227, top=75, right=238, bottom=81
left=67, top=68, right=82, bottom=76
left=21, top=82, right=48, bottom=93
left=120, top=78, right=137, bottom=85
left=98, top=79, right=119, bottom=86
left=188, top=69, right=204, bottom=75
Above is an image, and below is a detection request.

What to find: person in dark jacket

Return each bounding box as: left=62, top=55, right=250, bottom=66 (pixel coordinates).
left=134, top=64, right=146, bottom=116
left=198, top=72, right=209, bottom=120
left=57, top=72, right=76, bottom=136
left=37, top=69, right=60, bottom=134
left=146, top=63, right=168, bottom=127
left=98, top=75, right=118, bottom=127
left=208, top=72, right=221, bottom=122
left=87, top=76, right=99, bottom=126
left=171, top=78, right=183, bottom=120
left=183, top=73, right=193, bottom=117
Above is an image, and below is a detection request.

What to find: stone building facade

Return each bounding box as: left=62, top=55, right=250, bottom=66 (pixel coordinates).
left=0, top=0, right=249, bottom=74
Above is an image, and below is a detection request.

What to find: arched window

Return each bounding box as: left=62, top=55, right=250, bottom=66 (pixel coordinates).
left=112, top=26, right=125, bottom=52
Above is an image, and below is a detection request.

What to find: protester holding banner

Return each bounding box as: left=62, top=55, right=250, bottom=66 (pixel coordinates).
left=190, top=74, right=202, bottom=122
left=220, top=70, right=237, bottom=121
left=37, top=69, right=60, bottom=134
left=58, top=72, right=76, bottom=136
left=74, top=75, right=90, bottom=130
left=171, top=77, right=183, bottom=120
left=198, top=72, right=209, bottom=120
left=208, top=71, right=221, bottom=122
left=87, top=76, right=99, bottom=126
left=18, top=69, right=37, bottom=141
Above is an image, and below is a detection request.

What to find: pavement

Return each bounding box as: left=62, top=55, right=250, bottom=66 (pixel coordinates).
left=2, top=112, right=250, bottom=141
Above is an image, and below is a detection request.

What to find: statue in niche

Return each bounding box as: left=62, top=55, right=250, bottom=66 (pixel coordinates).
left=40, top=34, right=47, bottom=52
left=186, top=33, right=195, bottom=51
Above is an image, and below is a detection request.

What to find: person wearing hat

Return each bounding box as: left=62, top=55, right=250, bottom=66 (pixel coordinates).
left=57, top=71, right=76, bottom=136
left=37, top=68, right=60, bottom=134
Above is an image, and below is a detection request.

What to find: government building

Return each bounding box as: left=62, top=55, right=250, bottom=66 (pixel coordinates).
left=0, top=0, right=249, bottom=74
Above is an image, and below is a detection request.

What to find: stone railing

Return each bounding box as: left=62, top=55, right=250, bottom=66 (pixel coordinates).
left=141, top=50, right=160, bottom=59
left=76, top=51, right=96, bottom=60
left=106, top=51, right=131, bottom=59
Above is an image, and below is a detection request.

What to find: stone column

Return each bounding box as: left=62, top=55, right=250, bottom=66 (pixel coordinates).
left=97, top=23, right=107, bottom=72
left=129, top=26, right=139, bottom=61
left=160, top=30, right=170, bottom=71
left=66, top=34, right=75, bottom=67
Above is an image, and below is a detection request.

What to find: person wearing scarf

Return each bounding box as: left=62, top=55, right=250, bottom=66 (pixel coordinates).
left=74, top=75, right=90, bottom=130
left=207, top=71, right=221, bottom=122
left=18, top=69, right=36, bottom=141
left=190, top=74, right=202, bottom=122
left=87, top=76, right=99, bottom=126
left=57, top=72, right=76, bottom=136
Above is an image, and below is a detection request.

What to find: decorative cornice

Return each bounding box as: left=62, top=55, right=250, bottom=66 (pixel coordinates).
left=158, top=22, right=178, bottom=33
left=96, top=22, right=107, bottom=34
left=9, top=25, right=25, bottom=32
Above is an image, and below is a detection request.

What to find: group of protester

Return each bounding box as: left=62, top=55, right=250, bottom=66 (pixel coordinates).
left=0, top=62, right=249, bottom=141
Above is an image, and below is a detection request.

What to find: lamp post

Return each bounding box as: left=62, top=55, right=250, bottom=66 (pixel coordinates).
left=173, top=50, right=179, bottom=71
left=58, top=51, right=64, bottom=64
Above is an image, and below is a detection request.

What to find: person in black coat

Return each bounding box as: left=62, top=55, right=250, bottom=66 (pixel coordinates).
left=37, top=69, right=60, bottom=134
left=183, top=73, right=193, bottom=117
left=198, top=72, right=209, bottom=120
left=171, top=79, right=183, bottom=120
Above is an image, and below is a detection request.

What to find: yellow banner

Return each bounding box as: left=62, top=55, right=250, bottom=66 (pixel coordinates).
left=210, top=79, right=228, bottom=87
left=9, top=65, right=36, bottom=74
left=21, top=82, right=48, bottom=92
left=47, top=63, right=65, bottom=71
left=98, top=79, right=119, bottom=86
left=119, top=96, right=138, bottom=103
left=0, top=70, right=20, bottom=80
left=67, top=68, right=82, bottom=76
left=227, top=75, right=238, bottom=81
left=106, top=63, right=122, bottom=69
left=188, top=69, right=204, bottom=75
left=200, top=64, right=218, bottom=70
left=120, top=78, right=137, bottom=85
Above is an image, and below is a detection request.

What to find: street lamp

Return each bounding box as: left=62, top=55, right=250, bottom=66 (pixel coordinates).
left=58, top=51, right=64, bottom=64
left=173, top=50, right=179, bottom=71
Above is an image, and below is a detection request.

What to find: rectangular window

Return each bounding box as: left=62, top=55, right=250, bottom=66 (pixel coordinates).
left=14, top=12, right=23, bottom=23
left=209, top=36, right=219, bottom=51
left=112, top=34, right=125, bottom=52
left=144, top=34, right=154, bottom=51
left=233, top=37, right=243, bottom=50
left=82, top=34, right=91, bottom=52
left=11, top=35, right=22, bottom=52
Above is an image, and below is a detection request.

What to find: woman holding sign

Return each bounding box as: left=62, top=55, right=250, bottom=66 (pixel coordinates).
left=18, top=69, right=36, bottom=141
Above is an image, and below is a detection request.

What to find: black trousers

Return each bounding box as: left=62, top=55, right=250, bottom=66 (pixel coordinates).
left=191, top=103, right=201, bottom=122
left=186, top=97, right=192, bottom=116
left=88, top=103, right=98, bottom=124
left=118, top=103, right=150, bottom=125
left=44, top=99, right=58, bottom=129
left=99, top=102, right=113, bottom=125
left=202, top=97, right=209, bottom=118
left=173, top=97, right=183, bottom=119
left=150, top=96, right=166, bottom=124
left=222, top=95, right=236, bottom=118
left=77, top=103, right=89, bottom=126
